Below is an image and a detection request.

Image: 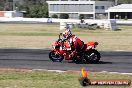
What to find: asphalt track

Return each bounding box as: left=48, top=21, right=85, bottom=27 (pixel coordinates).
left=0, top=49, right=132, bottom=73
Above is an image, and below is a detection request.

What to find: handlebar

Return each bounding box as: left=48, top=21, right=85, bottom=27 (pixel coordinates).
left=58, top=33, right=67, bottom=42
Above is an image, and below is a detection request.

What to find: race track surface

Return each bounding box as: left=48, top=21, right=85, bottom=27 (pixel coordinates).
left=0, top=49, right=132, bottom=73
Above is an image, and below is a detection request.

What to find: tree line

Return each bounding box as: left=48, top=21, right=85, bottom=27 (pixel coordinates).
left=0, top=0, right=49, bottom=18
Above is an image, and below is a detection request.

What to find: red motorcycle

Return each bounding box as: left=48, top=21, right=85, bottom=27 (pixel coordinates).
left=49, top=33, right=101, bottom=63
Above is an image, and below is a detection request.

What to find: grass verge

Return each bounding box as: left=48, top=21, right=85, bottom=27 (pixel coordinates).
left=0, top=24, right=132, bottom=51
left=0, top=69, right=131, bottom=88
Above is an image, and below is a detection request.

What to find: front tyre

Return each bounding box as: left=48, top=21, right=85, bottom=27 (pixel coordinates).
left=49, top=51, right=64, bottom=62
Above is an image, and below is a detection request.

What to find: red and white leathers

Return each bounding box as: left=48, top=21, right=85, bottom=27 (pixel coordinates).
left=69, top=35, right=84, bottom=52
left=66, top=35, right=84, bottom=58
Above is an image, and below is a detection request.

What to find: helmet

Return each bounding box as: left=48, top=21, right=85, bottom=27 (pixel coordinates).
left=63, top=29, right=72, bottom=38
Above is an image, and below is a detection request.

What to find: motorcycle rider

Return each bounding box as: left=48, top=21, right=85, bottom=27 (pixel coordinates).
left=62, top=26, right=84, bottom=60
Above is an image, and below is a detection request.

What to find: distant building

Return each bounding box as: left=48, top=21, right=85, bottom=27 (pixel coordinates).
left=47, top=0, right=114, bottom=19
left=0, top=11, right=24, bottom=18
left=106, top=4, right=132, bottom=19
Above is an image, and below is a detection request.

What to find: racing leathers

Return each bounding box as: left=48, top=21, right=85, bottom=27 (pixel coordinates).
left=66, top=35, right=84, bottom=59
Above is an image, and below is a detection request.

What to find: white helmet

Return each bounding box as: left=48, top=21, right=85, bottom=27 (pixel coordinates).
left=63, top=29, right=72, bottom=38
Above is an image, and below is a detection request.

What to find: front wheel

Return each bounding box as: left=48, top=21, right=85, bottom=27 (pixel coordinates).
left=49, top=51, right=64, bottom=62
left=85, top=49, right=101, bottom=63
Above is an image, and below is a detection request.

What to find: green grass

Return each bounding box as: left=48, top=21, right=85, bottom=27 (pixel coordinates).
left=0, top=24, right=132, bottom=51
left=73, top=27, right=132, bottom=36
left=0, top=69, right=131, bottom=88
left=0, top=28, right=131, bottom=37
left=0, top=32, right=58, bottom=36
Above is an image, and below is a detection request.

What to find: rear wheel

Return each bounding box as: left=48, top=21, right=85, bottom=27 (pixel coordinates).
left=49, top=51, right=64, bottom=62
left=85, top=49, right=101, bottom=63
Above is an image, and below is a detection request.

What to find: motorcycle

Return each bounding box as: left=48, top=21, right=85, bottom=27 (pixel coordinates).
left=49, top=33, right=101, bottom=63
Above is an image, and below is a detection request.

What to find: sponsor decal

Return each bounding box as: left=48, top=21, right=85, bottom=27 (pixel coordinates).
left=79, top=68, right=131, bottom=86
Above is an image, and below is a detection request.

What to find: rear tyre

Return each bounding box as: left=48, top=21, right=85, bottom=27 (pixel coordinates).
left=49, top=51, right=64, bottom=62
left=85, top=49, right=101, bottom=63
